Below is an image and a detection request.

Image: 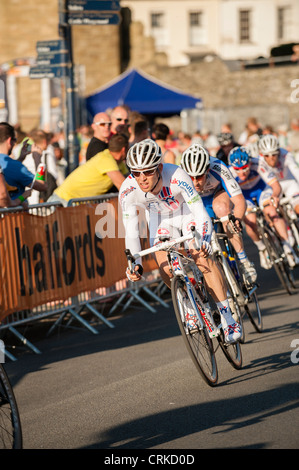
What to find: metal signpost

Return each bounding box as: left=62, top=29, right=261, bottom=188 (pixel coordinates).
left=30, top=0, right=121, bottom=174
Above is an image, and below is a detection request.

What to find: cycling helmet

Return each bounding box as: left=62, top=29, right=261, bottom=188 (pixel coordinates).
left=180, top=144, right=210, bottom=177
left=217, top=132, right=233, bottom=146
left=258, top=134, right=279, bottom=154
left=126, top=139, right=162, bottom=170
left=228, top=146, right=251, bottom=168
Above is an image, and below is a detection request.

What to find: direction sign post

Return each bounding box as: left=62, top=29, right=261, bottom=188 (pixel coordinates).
left=29, top=0, right=122, bottom=174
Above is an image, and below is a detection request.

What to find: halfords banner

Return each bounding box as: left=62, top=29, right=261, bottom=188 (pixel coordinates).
left=0, top=199, right=156, bottom=321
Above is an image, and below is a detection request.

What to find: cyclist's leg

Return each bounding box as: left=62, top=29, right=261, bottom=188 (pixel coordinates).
left=150, top=217, right=180, bottom=288
left=182, top=214, right=242, bottom=343
left=244, top=198, right=272, bottom=270
left=212, top=190, right=257, bottom=284
left=280, top=179, right=299, bottom=216
left=260, top=187, right=298, bottom=265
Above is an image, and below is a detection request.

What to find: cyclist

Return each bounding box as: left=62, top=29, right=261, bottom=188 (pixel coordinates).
left=119, top=139, right=242, bottom=344
left=258, top=134, right=299, bottom=216
left=216, top=132, right=239, bottom=165
left=228, top=146, right=298, bottom=268
left=180, top=144, right=257, bottom=285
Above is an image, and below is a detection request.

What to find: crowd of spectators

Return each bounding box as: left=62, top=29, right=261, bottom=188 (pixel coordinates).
left=0, top=108, right=299, bottom=209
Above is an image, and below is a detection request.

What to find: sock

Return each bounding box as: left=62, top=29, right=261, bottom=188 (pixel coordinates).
left=254, top=240, right=266, bottom=251
left=216, top=299, right=234, bottom=328
left=236, top=250, right=248, bottom=264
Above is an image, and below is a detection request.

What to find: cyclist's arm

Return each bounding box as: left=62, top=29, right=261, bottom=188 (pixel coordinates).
left=230, top=193, right=247, bottom=220
left=119, top=183, right=142, bottom=268
left=285, top=151, right=299, bottom=184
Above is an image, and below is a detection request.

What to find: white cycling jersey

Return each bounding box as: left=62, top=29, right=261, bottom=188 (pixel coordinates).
left=230, top=157, right=277, bottom=191
left=119, top=164, right=213, bottom=264
left=259, top=148, right=299, bottom=185
left=199, top=157, right=242, bottom=198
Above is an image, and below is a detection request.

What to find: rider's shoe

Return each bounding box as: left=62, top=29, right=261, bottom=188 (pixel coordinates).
left=223, top=322, right=242, bottom=344
left=282, top=243, right=299, bottom=268
left=240, top=259, right=257, bottom=284
left=259, top=249, right=272, bottom=270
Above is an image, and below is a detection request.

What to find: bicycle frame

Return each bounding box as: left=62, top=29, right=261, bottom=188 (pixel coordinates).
left=125, top=229, right=212, bottom=332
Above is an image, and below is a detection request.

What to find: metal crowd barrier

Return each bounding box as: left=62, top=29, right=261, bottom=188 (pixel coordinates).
left=0, top=196, right=168, bottom=360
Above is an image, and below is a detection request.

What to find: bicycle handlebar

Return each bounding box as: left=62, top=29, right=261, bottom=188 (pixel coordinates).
left=124, top=226, right=202, bottom=265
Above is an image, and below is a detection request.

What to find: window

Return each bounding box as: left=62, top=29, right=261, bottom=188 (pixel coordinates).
left=189, top=11, right=206, bottom=46
left=277, top=7, right=291, bottom=41
left=239, top=9, right=251, bottom=43
left=150, top=12, right=167, bottom=47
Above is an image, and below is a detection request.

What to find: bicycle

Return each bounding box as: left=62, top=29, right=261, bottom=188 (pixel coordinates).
left=211, top=215, right=263, bottom=340
left=249, top=199, right=297, bottom=295
left=278, top=194, right=299, bottom=258
left=0, top=363, right=22, bottom=449
left=125, top=226, right=242, bottom=388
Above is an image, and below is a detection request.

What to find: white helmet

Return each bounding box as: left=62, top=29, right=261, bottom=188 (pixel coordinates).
left=126, top=139, right=162, bottom=170
left=181, top=144, right=210, bottom=177
left=259, top=134, right=279, bottom=154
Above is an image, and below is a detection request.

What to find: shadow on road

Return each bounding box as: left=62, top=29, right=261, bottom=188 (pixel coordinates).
left=83, top=382, right=299, bottom=449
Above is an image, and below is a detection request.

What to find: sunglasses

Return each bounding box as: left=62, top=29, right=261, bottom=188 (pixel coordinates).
left=263, top=152, right=279, bottom=157
left=131, top=167, right=158, bottom=178
left=191, top=174, right=205, bottom=181
left=116, top=118, right=129, bottom=123
left=94, top=121, right=111, bottom=127
left=233, top=165, right=249, bottom=172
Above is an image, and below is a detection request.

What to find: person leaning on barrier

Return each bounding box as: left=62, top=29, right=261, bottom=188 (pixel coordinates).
left=119, top=139, right=242, bottom=344
left=48, top=133, right=129, bottom=206
left=0, top=122, right=47, bottom=206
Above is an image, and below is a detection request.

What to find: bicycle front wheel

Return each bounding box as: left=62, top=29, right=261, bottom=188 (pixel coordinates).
left=171, top=276, right=218, bottom=387
left=245, top=290, right=263, bottom=333
left=0, top=364, right=22, bottom=449
left=263, top=227, right=296, bottom=295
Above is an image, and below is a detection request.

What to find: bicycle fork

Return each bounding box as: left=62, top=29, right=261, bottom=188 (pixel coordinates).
left=170, top=253, right=218, bottom=336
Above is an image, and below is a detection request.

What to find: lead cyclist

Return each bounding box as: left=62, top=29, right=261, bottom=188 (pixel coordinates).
left=119, top=139, right=242, bottom=344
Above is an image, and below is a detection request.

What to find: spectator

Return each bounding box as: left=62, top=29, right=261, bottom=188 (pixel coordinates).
left=216, top=132, right=240, bottom=165
left=52, top=142, right=67, bottom=186
left=152, top=123, right=176, bottom=164
left=78, top=124, right=92, bottom=165
left=128, top=111, right=147, bottom=144
left=200, top=128, right=219, bottom=156
left=262, top=125, right=276, bottom=135
left=110, top=105, right=129, bottom=135
left=86, top=112, right=111, bottom=161
left=130, top=119, right=149, bottom=146
left=48, top=133, right=129, bottom=206
left=238, top=117, right=263, bottom=145
left=0, top=122, right=47, bottom=205
left=21, top=129, right=52, bottom=205
left=191, top=131, right=203, bottom=146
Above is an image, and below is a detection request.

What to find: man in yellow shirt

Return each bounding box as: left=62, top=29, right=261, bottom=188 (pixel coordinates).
left=48, top=133, right=129, bottom=206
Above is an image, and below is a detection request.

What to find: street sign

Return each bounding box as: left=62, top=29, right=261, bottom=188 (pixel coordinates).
left=67, top=12, right=120, bottom=25
left=29, top=65, right=67, bottom=79
left=67, top=1, right=120, bottom=12
left=36, top=51, right=70, bottom=66
left=36, top=40, right=65, bottom=54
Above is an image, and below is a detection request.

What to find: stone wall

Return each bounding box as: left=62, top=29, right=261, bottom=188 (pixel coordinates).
left=0, top=2, right=298, bottom=135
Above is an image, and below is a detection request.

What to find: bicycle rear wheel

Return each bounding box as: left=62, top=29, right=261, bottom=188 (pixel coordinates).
left=263, top=227, right=296, bottom=295
left=171, top=275, right=218, bottom=387
left=0, top=364, right=22, bottom=449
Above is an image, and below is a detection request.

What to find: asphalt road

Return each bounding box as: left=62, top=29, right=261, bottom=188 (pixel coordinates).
left=3, top=240, right=299, bottom=451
